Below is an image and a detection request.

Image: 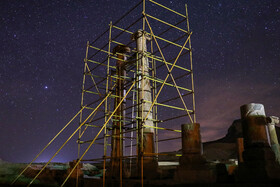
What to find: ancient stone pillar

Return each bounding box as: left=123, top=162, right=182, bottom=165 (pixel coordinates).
left=131, top=29, right=157, bottom=178
left=110, top=45, right=130, bottom=178
left=174, top=123, right=215, bottom=183
left=237, top=103, right=280, bottom=182
left=132, top=31, right=153, bottom=151
left=267, top=116, right=280, bottom=164
left=181, top=123, right=201, bottom=155
left=240, top=103, right=269, bottom=148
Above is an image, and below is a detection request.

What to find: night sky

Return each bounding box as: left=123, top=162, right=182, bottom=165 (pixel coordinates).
left=1, top=0, right=279, bottom=163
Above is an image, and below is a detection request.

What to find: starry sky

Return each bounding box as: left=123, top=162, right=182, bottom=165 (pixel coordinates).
left=0, top=0, right=279, bottom=163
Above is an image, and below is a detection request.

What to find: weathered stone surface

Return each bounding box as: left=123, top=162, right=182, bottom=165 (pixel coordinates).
left=267, top=116, right=280, bottom=164
left=181, top=123, right=201, bottom=155
left=174, top=123, right=216, bottom=183
left=236, top=104, right=280, bottom=182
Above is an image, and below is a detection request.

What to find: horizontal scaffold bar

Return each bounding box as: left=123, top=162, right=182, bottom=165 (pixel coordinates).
left=143, top=125, right=181, bottom=132
left=111, top=118, right=134, bottom=123
left=145, top=13, right=189, bottom=34
left=112, top=25, right=133, bottom=34
left=89, top=45, right=130, bottom=58
left=87, top=59, right=116, bottom=69
left=148, top=0, right=186, bottom=18
left=79, top=135, right=137, bottom=145
left=157, top=137, right=181, bottom=142
left=81, top=153, right=182, bottom=162
left=83, top=89, right=137, bottom=99
left=146, top=53, right=191, bottom=72
left=112, top=25, right=190, bottom=51
left=77, top=141, right=109, bottom=146
left=145, top=75, right=192, bottom=92
left=135, top=116, right=158, bottom=122
left=144, top=99, right=193, bottom=113
left=81, top=155, right=139, bottom=162
left=110, top=74, right=133, bottom=81
left=84, top=72, right=104, bottom=79
left=84, top=124, right=104, bottom=128
left=84, top=106, right=103, bottom=111
left=146, top=32, right=190, bottom=50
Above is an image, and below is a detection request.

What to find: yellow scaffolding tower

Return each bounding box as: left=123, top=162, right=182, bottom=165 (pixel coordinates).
left=13, top=1, right=196, bottom=187
left=76, top=1, right=196, bottom=186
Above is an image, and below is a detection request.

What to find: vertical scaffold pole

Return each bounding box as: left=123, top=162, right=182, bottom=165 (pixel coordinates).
left=130, top=72, right=136, bottom=173
left=141, top=59, right=144, bottom=185
left=111, top=44, right=130, bottom=187
left=77, top=41, right=89, bottom=187
left=141, top=1, right=146, bottom=186
left=185, top=4, right=196, bottom=123
left=78, top=41, right=89, bottom=158
left=103, top=21, right=112, bottom=187
left=151, top=40, right=158, bottom=159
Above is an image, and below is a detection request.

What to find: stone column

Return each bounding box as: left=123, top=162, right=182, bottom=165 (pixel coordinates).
left=174, top=123, right=215, bottom=183
left=240, top=103, right=269, bottom=148
left=132, top=30, right=155, bottom=161
left=181, top=123, right=201, bottom=155
left=237, top=103, right=280, bottom=182
left=110, top=45, right=130, bottom=178
left=267, top=116, right=280, bottom=164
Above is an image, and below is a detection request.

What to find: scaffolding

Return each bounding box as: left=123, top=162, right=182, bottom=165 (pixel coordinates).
left=13, top=1, right=196, bottom=187
left=77, top=0, right=196, bottom=185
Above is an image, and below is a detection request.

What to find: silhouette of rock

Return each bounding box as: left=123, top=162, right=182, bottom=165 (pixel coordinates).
left=203, top=119, right=280, bottom=161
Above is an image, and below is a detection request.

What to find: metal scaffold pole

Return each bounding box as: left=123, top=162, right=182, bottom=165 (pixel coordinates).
left=103, top=21, right=112, bottom=187
left=185, top=3, right=196, bottom=123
